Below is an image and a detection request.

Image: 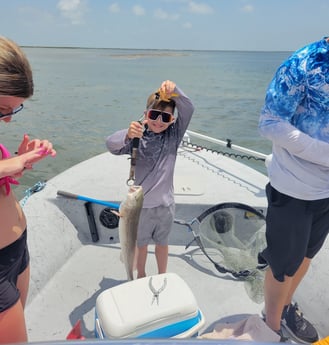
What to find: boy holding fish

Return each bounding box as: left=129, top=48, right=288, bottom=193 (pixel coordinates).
left=106, top=80, right=194, bottom=279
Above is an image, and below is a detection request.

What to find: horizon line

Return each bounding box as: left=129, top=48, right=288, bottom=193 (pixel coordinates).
left=21, top=45, right=292, bottom=53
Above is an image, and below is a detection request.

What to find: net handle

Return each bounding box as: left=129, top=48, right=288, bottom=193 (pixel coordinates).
left=196, top=202, right=265, bottom=223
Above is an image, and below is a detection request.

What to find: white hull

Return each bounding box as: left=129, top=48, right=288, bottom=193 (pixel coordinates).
left=22, top=137, right=328, bottom=342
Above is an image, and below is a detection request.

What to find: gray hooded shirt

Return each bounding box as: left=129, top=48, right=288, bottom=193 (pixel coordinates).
left=106, top=86, right=194, bottom=208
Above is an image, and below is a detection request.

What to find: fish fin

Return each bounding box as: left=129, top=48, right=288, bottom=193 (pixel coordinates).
left=111, top=210, right=121, bottom=217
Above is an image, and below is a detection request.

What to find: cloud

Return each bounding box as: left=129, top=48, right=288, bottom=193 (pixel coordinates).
left=182, top=22, right=192, bottom=29
left=154, top=8, right=179, bottom=20
left=132, top=5, right=145, bottom=16
left=188, top=1, right=213, bottom=15
left=57, top=0, right=86, bottom=24
left=241, top=4, right=254, bottom=13
left=109, top=3, right=120, bottom=13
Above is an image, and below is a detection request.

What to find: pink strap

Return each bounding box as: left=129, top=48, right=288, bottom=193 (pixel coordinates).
left=0, top=144, right=19, bottom=195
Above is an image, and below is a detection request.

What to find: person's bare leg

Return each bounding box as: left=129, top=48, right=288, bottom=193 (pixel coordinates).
left=17, top=264, right=30, bottom=308
left=0, top=299, right=27, bottom=344
left=265, top=257, right=312, bottom=331
left=136, top=245, right=148, bottom=278
left=284, top=257, right=311, bottom=306
left=155, top=244, right=168, bottom=274
left=264, top=268, right=292, bottom=331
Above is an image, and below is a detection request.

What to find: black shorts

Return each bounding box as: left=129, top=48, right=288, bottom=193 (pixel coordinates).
left=0, top=230, right=30, bottom=312
left=259, top=184, right=329, bottom=282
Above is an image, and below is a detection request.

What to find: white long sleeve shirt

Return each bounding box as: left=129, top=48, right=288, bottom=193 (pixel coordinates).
left=259, top=37, right=329, bottom=200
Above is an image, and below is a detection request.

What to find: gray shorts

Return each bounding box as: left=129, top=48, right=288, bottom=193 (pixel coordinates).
left=137, top=203, right=175, bottom=247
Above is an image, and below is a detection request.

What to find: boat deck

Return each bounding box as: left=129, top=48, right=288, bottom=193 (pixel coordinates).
left=26, top=243, right=264, bottom=341
left=22, top=144, right=328, bottom=341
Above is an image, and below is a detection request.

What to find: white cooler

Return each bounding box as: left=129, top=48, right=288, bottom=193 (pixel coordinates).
left=95, top=272, right=205, bottom=339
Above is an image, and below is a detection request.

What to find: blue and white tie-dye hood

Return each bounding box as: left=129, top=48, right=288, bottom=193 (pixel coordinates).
left=259, top=37, right=329, bottom=200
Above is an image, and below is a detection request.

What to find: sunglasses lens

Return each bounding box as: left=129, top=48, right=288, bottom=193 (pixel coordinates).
left=148, top=110, right=172, bottom=123
left=148, top=110, right=161, bottom=120
left=161, top=112, right=172, bottom=123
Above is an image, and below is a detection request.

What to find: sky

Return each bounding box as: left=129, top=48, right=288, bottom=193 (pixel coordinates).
left=1, top=0, right=328, bottom=51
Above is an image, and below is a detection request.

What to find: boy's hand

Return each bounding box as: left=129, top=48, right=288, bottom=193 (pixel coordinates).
left=127, top=121, right=144, bottom=139
left=159, top=80, right=177, bottom=100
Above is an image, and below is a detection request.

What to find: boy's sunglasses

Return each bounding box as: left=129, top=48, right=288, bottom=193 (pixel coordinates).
left=146, top=109, right=175, bottom=123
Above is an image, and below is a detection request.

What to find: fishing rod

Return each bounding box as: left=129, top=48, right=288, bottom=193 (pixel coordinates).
left=127, top=90, right=165, bottom=185
left=186, top=130, right=268, bottom=160
left=127, top=137, right=140, bottom=186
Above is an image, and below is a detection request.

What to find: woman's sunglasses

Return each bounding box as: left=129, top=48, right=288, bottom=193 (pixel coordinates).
left=146, top=109, right=175, bottom=123
left=0, top=104, right=24, bottom=119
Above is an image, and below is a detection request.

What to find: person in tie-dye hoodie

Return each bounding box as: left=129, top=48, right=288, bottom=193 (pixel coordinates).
left=258, top=37, right=329, bottom=343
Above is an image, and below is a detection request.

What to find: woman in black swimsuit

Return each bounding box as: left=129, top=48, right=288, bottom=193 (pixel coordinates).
left=0, top=36, right=56, bottom=343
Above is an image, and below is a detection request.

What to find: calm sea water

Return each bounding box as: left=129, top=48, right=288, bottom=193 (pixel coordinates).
left=1, top=48, right=291, bottom=199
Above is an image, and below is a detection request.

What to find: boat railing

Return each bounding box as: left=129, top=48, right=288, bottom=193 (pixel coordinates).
left=185, top=130, right=268, bottom=161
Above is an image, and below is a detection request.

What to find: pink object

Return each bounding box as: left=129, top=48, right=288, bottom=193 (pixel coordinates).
left=0, top=144, right=19, bottom=195
left=66, top=320, right=85, bottom=340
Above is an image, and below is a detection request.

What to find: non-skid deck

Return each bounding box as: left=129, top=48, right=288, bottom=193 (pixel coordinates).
left=25, top=244, right=264, bottom=342
left=22, top=145, right=329, bottom=341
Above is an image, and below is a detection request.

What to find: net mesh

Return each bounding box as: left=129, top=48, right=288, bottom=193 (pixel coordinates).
left=197, top=206, right=267, bottom=303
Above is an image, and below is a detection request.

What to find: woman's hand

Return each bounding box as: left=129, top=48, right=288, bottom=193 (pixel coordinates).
left=0, top=146, right=55, bottom=179
left=17, top=134, right=56, bottom=166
